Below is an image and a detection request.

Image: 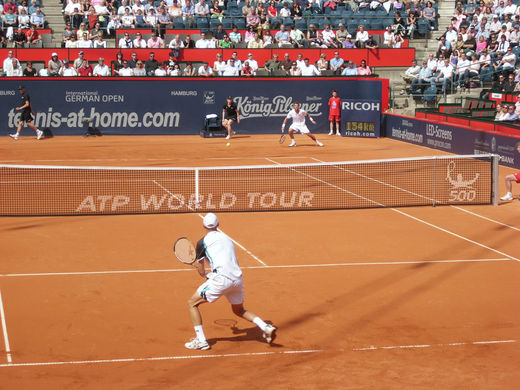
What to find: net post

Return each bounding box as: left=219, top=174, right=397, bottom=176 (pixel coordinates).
left=492, top=154, right=499, bottom=206
left=195, top=168, right=200, bottom=209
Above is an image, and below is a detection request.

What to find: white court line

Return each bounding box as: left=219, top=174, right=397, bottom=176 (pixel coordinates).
left=303, top=157, right=520, bottom=263
left=0, top=258, right=512, bottom=278
left=0, top=349, right=322, bottom=368
left=0, top=289, right=13, bottom=364
left=0, top=157, right=313, bottom=164
left=353, top=339, right=518, bottom=352
left=152, top=180, right=267, bottom=267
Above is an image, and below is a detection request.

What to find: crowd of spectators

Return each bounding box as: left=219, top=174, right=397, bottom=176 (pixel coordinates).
left=0, top=0, right=47, bottom=47
left=401, top=0, right=520, bottom=98
left=1, top=47, right=373, bottom=77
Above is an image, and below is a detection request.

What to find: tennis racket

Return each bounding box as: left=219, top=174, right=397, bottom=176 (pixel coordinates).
left=173, top=237, right=197, bottom=265
left=279, top=134, right=286, bottom=144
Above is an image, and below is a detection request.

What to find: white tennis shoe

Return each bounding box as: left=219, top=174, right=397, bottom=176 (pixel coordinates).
left=316, top=141, right=324, bottom=147
left=501, top=193, right=513, bottom=201
left=9, top=133, right=19, bottom=140
left=263, top=324, right=277, bottom=344
left=289, top=140, right=296, bottom=147
left=36, top=130, right=43, bottom=140
left=336, top=132, right=341, bottom=136
left=328, top=130, right=333, bottom=135
left=184, top=338, right=210, bottom=350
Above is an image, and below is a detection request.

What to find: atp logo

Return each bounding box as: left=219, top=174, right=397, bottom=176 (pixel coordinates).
left=446, top=161, right=480, bottom=202
left=203, top=91, right=215, bottom=104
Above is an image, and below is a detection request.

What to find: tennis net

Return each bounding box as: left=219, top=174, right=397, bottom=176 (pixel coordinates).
left=0, top=154, right=499, bottom=216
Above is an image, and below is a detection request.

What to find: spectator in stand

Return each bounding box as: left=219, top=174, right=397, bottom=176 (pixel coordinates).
left=131, top=32, right=146, bottom=48
left=106, top=9, right=121, bottom=35
left=315, top=53, right=329, bottom=72
left=78, top=32, right=93, bottom=48
left=489, top=15, right=502, bottom=34
left=213, top=53, right=226, bottom=75
left=25, top=25, right=41, bottom=47
left=401, top=58, right=420, bottom=85
left=463, top=31, right=477, bottom=53
left=335, top=23, right=347, bottom=44
left=196, top=31, right=216, bottom=48
left=89, top=22, right=104, bottom=41
left=195, top=0, right=210, bottom=17
left=222, top=58, right=239, bottom=76
left=264, top=53, right=280, bottom=72
left=383, top=25, right=394, bottom=48
left=18, top=8, right=30, bottom=29
left=77, top=59, right=93, bottom=76
left=280, top=52, right=292, bottom=71
left=290, top=23, right=306, bottom=48
left=213, top=24, right=226, bottom=41
left=300, top=58, right=320, bottom=76
left=244, top=53, right=258, bottom=71
left=355, top=25, right=368, bottom=48
left=197, top=62, right=213, bottom=77
left=62, top=22, right=75, bottom=48
left=73, top=51, right=86, bottom=69
left=422, top=1, right=436, bottom=31
left=148, top=32, right=165, bottom=48
left=321, top=24, right=338, bottom=48
left=295, top=53, right=304, bottom=69
left=119, top=32, right=133, bottom=48
left=455, top=51, right=471, bottom=88
left=476, top=35, right=487, bottom=53
left=154, top=65, right=167, bottom=77
left=144, top=52, right=160, bottom=75
left=365, top=35, right=378, bottom=49
left=262, top=29, right=273, bottom=46
left=158, top=7, right=172, bottom=38
left=497, top=34, right=510, bottom=54
left=244, top=25, right=256, bottom=43
left=289, top=61, right=302, bottom=76
left=247, top=8, right=260, bottom=28
left=6, top=59, right=23, bottom=77
left=227, top=52, right=242, bottom=70
left=65, top=0, right=83, bottom=28
left=23, top=61, right=37, bottom=77
left=167, top=63, right=180, bottom=76
left=247, top=32, right=264, bottom=48
left=242, top=0, right=253, bottom=16
left=48, top=53, right=63, bottom=76
left=306, top=24, right=319, bottom=46
left=133, top=60, right=147, bottom=76
left=169, top=33, right=184, bottom=52
left=406, top=8, right=418, bottom=38
left=93, top=57, right=110, bottom=76
left=120, top=8, right=134, bottom=28
left=358, top=60, right=372, bottom=76
left=504, top=104, right=519, bottom=121
left=434, top=58, right=454, bottom=94
left=279, top=2, right=291, bottom=18
left=291, top=1, right=303, bottom=20
left=184, top=34, right=195, bottom=48
left=493, top=103, right=504, bottom=120
left=2, top=52, right=19, bottom=77
left=267, top=1, right=277, bottom=19
left=343, top=34, right=355, bottom=49
left=504, top=0, right=517, bottom=16
left=219, top=34, right=233, bottom=48
left=393, top=11, right=406, bottom=37
left=119, top=60, right=134, bottom=76
left=146, top=8, right=159, bottom=29
left=329, top=51, right=344, bottom=75
left=241, top=61, right=254, bottom=77
left=210, top=0, right=224, bottom=22
left=182, top=62, right=195, bottom=76
left=13, top=28, right=28, bottom=48
left=410, top=60, right=433, bottom=95
left=59, top=59, right=78, bottom=77
left=496, top=46, right=516, bottom=76
left=111, top=52, right=124, bottom=76
left=275, top=24, right=291, bottom=46
left=133, top=9, right=147, bottom=28
left=229, top=26, right=242, bottom=44
left=505, top=73, right=516, bottom=92
left=182, top=0, right=195, bottom=27
left=342, top=61, right=358, bottom=76
left=128, top=52, right=139, bottom=68
left=510, top=25, right=520, bottom=47
left=445, top=25, right=458, bottom=47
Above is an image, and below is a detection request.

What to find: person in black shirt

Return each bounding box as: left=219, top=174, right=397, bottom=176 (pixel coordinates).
left=9, top=86, right=43, bottom=140
left=13, top=27, right=28, bottom=48
left=222, top=96, right=240, bottom=139
left=23, top=62, right=37, bottom=77
left=213, top=24, right=226, bottom=41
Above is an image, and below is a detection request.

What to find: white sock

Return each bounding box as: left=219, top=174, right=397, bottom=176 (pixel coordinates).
left=253, top=317, right=268, bottom=332
left=194, top=325, right=206, bottom=342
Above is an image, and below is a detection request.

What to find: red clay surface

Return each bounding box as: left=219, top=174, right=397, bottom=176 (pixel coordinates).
left=0, top=135, right=519, bottom=389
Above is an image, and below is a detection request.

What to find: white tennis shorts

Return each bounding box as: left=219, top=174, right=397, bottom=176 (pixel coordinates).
left=290, top=123, right=310, bottom=134
left=197, top=274, right=244, bottom=304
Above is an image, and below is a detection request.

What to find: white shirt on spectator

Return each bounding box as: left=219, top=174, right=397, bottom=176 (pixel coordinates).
left=3, top=57, right=20, bottom=73
left=383, top=31, right=394, bottom=45
left=504, top=3, right=517, bottom=15
left=246, top=59, right=258, bottom=71
left=405, top=64, right=421, bottom=77
left=300, top=63, right=320, bottom=76
left=356, top=30, right=369, bottom=42
left=60, top=66, right=78, bottom=76
left=198, top=65, right=213, bottom=75
left=6, top=67, right=23, bottom=77
left=195, top=38, right=215, bottom=48
left=427, top=58, right=438, bottom=71
left=93, top=64, right=111, bottom=76
left=502, top=52, right=516, bottom=68
left=456, top=58, right=470, bottom=74
left=154, top=67, right=167, bottom=76
left=119, top=67, right=134, bottom=76
left=133, top=38, right=147, bottom=48
left=222, top=64, right=239, bottom=76
left=213, top=60, right=226, bottom=75
left=227, top=58, right=242, bottom=69
left=169, top=39, right=184, bottom=48
left=77, top=39, right=93, bottom=48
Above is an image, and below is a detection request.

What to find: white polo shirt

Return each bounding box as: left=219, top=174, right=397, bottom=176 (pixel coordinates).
left=203, top=231, right=242, bottom=281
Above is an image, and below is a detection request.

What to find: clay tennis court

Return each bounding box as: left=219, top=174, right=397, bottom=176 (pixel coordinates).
left=0, top=135, right=519, bottom=389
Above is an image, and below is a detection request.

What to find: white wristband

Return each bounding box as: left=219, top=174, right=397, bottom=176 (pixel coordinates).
left=309, top=117, right=314, bottom=121
left=282, top=123, right=285, bottom=128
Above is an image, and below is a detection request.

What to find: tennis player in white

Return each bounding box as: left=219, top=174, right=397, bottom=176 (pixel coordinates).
left=281, top=101, right=323, bottom=147
left=185, top=213, right=276, bottom=350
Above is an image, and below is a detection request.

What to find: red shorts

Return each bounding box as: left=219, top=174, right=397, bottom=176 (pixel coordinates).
left=514, top=172, right=520, bottom=183
left=329, top=114, right=341, bottom=122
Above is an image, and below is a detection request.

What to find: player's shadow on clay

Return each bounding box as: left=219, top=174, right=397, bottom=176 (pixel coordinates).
left=207, top=320, right=282, bottom=348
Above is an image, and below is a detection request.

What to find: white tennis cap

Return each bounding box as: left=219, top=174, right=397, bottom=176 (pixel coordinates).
left=203, top=213, right=219, bottom=228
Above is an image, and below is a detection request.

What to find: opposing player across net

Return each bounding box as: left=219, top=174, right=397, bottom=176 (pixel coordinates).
left=0, top=154, right=499, bottom=216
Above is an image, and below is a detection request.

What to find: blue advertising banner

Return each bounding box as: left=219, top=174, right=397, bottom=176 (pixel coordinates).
left=0, top=78, right=384, bottom=136
left=342, top=100, right=381, bottom=137
left=385, top=114, right=520, bottom=169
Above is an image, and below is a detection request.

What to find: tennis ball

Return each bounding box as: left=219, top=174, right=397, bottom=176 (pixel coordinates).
left=226, top=142, right=231, bottom=147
